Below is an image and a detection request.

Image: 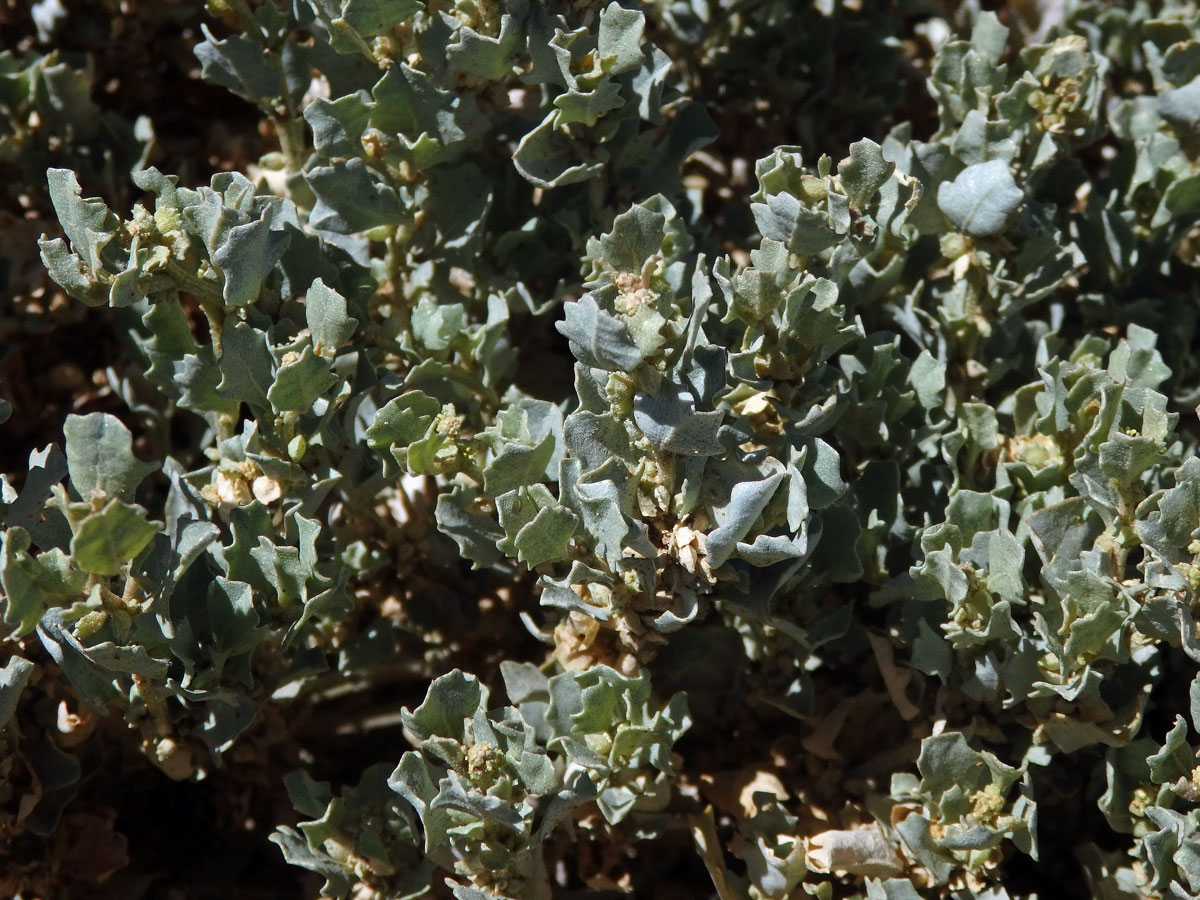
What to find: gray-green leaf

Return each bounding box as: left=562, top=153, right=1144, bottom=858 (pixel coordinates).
left=64, top=413, right=158, bottom=504
left=937, top=159, right=1023, bottom=237
left=70, top=499, right=161, bottom=576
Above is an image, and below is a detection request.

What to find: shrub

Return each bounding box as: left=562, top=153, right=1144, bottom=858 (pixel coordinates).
left=6, top=1, right=1200, bottom=898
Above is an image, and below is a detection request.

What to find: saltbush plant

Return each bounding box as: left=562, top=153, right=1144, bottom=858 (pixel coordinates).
left=5, top=0, right=1200, bottom=897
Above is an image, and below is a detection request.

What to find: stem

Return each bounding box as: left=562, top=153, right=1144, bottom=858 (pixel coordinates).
left=199, top=297, right=226, bottom=357
left=274, top=115, right=307, bottom=174
left=159, top=259, right=226, bottom=355
left=385, top=229, right=412, bottom=336
left=222, top=0, right=265, bottom=41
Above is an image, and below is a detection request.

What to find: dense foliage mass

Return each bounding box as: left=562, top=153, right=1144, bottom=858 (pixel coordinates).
left=7, top=0, right=1200, bottom=897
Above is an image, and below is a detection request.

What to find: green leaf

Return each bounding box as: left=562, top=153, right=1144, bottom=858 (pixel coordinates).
left=366, top=395, right=439, bottom=452
left=367, top=391, right=441, bottom=472
left=596, top=202, right=668, bottom=274
left=39, top=237, right=102, bottom=305
left=0, top=655, right=34, bottom=729
left=597, top=3, right=645, bottom=75
left=497, top=485, right=554, bottom=554
left=554, top=81, right=624, bottom=128
left=706, top=470, right=784, bottom=568
left=270, top=828, right=356, bottom=898
left=632, top=389, right=724, bottom=456
left=434, top=485, right=504, bottom=569
left=1139, top=457, right=1200, bottom=559
left=447, top=15, right=524, bottom=81
left=911, top=620, right=952, bottom=679
left=250, top=539, right=308, bottom=609
left=513, top=115, right=604, bottom=188
left=1160, top=75, right=1200, bottom=137
left=1148, top=716, right=1194, bottom=785
left=389, top=750, right=440, bottom=822
left=0, top=531, right=84, bottom=637
left=564, top=411, right=634, bottom=474
left=268, top=345, right=338, bottom=413
left=917, top=731, right=1021, bottom=802
left=909, top=350, right=946, bottom=410
left=556, top=294, right=644, bottom=372
left=217, top=322, right=275, bottom=409
left=838, top=139, right=894, bottom=207
left=411, top=297, right=466, bottom=352
left=937, top=159, right=1023, bottom=236
left=513, top=503, right=579, bottom=569
left=307, top=159, right=404, bottom=233
left=80, top=641, right=169, bottom=678
left=71, top=499, right=160, bottom=576
left=402, top=669, right=486, bottom=743
left=195, top=25, right=282, bottom=105
left=305, top=279, right=359, bottom=355
left=211, top=212, right=290, bottom=308
left=207, top=576, right=270, bottom=661
left=1099, top=432, right=1162, bottom=488
left=176, top=351, right=240, bottom=415
left=283, top=770, right=334, bottom=820
left=480, top=438, right=548, bottom=496
left=305, top=94, right=373, bottom=159
left=341, top=0, right=422, bottom=38
left=140, top=298, right=199, bottom=388
left=64, top=413, right=158, bottom=504
left=45, top=168, right=118, bottom=271
left=501, top=661, right=550, bottom=707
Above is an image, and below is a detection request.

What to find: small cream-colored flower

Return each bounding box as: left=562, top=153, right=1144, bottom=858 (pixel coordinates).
left=252, top=474, right=283, bottom=504
left=215, top=470, right=252, bottom=507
